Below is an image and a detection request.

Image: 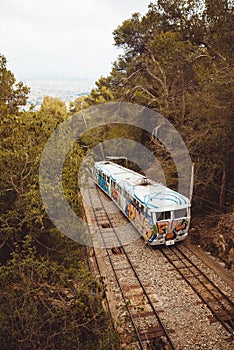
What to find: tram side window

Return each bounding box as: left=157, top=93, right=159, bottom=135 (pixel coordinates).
left=106, top=176, right=110, bottom=184
left=135, top=201, right=141, bottom=212
left=125, top=191, right=130, bottom=201
left=174, top=209, right=187, bottom=219
left=156, top=211, right=171, bottom=221
left=144, top=207, right=148, bottom=218
left=150, top=213, right=154, bottom=224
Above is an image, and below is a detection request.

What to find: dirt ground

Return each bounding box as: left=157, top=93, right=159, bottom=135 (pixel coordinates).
left=189, top=211, right=234, bottom=271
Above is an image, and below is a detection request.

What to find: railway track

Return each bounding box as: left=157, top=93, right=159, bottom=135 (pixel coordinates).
left=82, top=176, right=234, bottom=349
left=86, top=179, right=176, bottom=349
left=159, top=245, right=234, bottom=339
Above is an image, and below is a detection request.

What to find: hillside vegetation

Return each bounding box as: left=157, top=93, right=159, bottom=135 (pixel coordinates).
left=0, top=56, right=119, bottom=349
left=70, top=0, right=234, bottom=268
left=0, top=0, right=233, bottom=348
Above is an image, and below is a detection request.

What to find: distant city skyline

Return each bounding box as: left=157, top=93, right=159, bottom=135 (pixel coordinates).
left=0, top=0, right=150, bottom=82
left=25, top=78, right=95, bottom=109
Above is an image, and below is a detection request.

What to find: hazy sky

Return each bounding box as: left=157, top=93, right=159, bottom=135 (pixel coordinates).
left=0, top=0, right=150, bottom=81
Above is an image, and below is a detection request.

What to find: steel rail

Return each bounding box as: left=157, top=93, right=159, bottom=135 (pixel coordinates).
left=170, top=247, right=232, bottom=312
left=95, top=183, right=176, bottom=350
left=174, top=245, right=234, bottom=333
left=87, top=180, right=176, bottom=349
left=87, top=183, right=145, bottom=349
left=176, top=245, right=234, bottom=308
left=160, top=246, right=234, bottom=338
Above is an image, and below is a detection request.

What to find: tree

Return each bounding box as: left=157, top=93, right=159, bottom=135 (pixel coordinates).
left=69, top=95, right=90, bottom=113
left=0, top=236, right=119, bottom=350
left=0, top=54, right=29, bottom=118
left=0, top=58, right=119, bottom=349
left=40, top=96, right=67, bottom=119
left=84, top=0, right=234, bottom=213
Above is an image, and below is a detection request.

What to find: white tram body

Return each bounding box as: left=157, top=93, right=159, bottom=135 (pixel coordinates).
left=94, top=161, right=191, bottom=246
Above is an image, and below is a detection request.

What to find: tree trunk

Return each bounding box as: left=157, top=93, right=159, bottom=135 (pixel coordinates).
left=219, top=170, right=227, bottom=212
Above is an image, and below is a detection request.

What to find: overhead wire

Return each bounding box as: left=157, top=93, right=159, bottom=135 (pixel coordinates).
left=195, top=175, right=234, bottom=196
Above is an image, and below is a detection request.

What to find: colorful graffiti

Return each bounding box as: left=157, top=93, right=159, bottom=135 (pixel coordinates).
left=111, top=188, right=119, bottom=202
left=149, top=218, right=189, bottom=243
left=125, top=202, right=154, bottom=240
left=171, top=219, right=188, bottom=236
left=98, top=178, right=189, bottom=244
left=124, top=201, right=189, bottom=244
left=97, top=175, right=109, bottom=194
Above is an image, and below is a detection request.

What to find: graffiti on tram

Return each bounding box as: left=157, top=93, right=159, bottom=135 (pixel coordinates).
left=124, top=200, right=188, bottom=242
left=97, top=174, right=109, bottom=194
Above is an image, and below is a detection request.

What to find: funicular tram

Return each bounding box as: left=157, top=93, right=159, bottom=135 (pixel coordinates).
left=94, top=160, right=191, bottom=246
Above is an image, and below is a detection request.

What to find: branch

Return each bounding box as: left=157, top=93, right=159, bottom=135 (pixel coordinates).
left=191, top=54, right=209, bottom=62
left=150, top=54, right=167, bottom=85
left=144, top=62, right=165, bottom=88
left=118, top=68, right=143, bottom=85
left=146, top=53, right=169, bottom=106
left=20, top=153, right=29, bottom=180
left=8, top=176, right=20, bottom=194
left=202, top=40, right=226, bottom=62
left=22, top=167, right=33, bottom=181
left=131, top=85, right=157, bottom=99
left=188, top=129, right=210, bottom=145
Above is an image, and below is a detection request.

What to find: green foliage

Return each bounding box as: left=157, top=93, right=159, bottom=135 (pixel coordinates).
left=0, top=54, right=29, bottom=117
left=69, top=79, right=114, bottom=114
left=76, top=0, right=233, bottom=213
left=0, top=94, right=85, bottom=245
left=0, top=61, right=119, bottom=348
left=0, top=236, right=119, bottom=350
left=1, top=108, right=64, bottom=244
left=69, top=95, right=90, bottom=113
left=1, top=1, right=233, bottom=345
left=40, top=95, right=67, bottom=119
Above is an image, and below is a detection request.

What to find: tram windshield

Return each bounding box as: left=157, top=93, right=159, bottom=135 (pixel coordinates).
left=156, top=211, right=171, bottom=221
left=174, top=208, right=187, bottom=219
left=152, top=209, right=188, bottom=222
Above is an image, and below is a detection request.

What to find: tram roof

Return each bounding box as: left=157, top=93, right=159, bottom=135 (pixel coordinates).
left=95, top=161, right=190, bottom=211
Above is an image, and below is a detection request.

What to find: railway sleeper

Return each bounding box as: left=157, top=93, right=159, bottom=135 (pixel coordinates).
left=137, top=310, right=157, bottom=318
left=114, top=266, right=133, bottom=272
left=123, top=326, right=174, bottom=344
left=122, top=284, right=151, bottom=292
left=111, top=246, right=123, bottom=255
left=99, top=222, right=112, bottom=228
left=139, top=326, right=168, bottom=341
left=208, top=309, right=234, bottom=324
left=173, top=264, right=193, bottom=270
left=94, top=207, right=103, bottom=211
left=205, top=296, right=233, bottom=305
left=182, top=273, right=205, bottom=281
